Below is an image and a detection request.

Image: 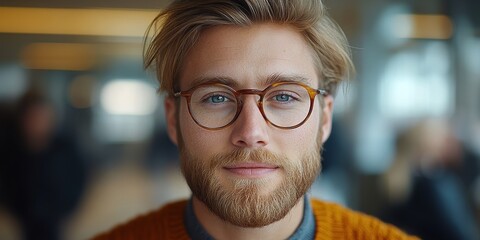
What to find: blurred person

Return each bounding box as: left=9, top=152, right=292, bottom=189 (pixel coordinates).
left=382, top=119, right=480, bottom=240
left=93, top=0, right=417, bottom=239
left=0, top=89, right=86, bottom=240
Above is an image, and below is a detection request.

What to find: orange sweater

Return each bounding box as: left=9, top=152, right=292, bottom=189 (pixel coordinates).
left=92, top=199, right=418, bottom=240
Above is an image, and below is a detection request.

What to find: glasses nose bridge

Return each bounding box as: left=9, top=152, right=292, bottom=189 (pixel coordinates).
left=236, top=89, right=264, bottom=102
left=236, top=89, right=265, bottom=110
left=234, top=89, right=266, bottom=120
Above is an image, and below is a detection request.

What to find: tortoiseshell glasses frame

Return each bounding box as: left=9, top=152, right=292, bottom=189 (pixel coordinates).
left=174, top=81, right=328, bottom=130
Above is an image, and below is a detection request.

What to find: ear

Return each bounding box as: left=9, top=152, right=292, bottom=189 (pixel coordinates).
left=320, top=95, right=334, bottom=143
left=164, top=97, right=178, bottom=145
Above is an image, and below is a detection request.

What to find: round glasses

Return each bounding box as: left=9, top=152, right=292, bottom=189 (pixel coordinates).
left=174, top=82, right=328, bottom=130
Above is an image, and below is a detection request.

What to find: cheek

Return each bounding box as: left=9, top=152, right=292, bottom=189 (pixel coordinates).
left=179, top=107, right=229, bottom=157
left=273, top=105, right=321, bottom=155
left=302, top=100, right=322, bottom=139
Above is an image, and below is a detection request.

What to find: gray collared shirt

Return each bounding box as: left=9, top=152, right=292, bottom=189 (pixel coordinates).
left=184, top=196, right=315, bottom=240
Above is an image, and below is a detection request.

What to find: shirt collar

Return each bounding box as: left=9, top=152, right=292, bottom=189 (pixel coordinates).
left=184, top=196, right=316, bottom=240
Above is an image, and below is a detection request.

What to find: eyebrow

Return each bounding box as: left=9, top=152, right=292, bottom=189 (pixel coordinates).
left=188, top=73, right=313, bottom=90
left=190, top=76, right=240, bottom=89
left=263, top=73, right=312, bottom=86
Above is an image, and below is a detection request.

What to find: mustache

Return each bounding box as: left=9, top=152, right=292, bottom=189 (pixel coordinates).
left=209, top=148, right=289, bottom=168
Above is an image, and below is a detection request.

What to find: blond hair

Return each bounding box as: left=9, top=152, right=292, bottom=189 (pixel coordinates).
left=144, top=0, right=354, bottom=95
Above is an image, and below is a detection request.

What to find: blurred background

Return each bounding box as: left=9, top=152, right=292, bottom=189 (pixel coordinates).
left=0, top=0, right=479, bottom=239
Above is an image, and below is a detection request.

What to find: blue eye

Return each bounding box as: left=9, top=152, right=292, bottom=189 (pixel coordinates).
left=274, top=94, right=293, bottom=102
left=207, top=95, right=228, bottom=103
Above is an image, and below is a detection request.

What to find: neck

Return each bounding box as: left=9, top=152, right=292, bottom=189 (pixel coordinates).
left=192, top=196, right=305, bottom=240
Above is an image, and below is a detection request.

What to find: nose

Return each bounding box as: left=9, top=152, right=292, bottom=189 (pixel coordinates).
left=230, top=96, right=269, bottom=148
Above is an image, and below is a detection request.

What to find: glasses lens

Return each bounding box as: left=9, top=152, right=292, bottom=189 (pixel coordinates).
left=263, top=84, right=312, bottom=128
left=189, top=85, right=238, bottom=128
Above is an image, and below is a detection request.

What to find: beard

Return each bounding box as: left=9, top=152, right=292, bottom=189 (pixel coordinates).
left=179, top=143, right=322, bottom=228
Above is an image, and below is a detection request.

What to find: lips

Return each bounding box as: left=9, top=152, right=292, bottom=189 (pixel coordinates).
left=223, top=163, right=279, bottom=177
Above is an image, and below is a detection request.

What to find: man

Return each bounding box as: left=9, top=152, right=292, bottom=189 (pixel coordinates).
left=94, top=0, right=418, bottom=239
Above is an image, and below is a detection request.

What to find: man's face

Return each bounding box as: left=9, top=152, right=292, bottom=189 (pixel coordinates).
left=165, top=23, right=334, bottom=227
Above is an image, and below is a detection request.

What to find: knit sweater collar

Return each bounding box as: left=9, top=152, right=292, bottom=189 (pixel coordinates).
left=184, top=196, right=315, bottom=240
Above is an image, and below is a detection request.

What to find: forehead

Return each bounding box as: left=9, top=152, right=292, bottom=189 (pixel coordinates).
left=179, top=23, right=319, bottom=90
